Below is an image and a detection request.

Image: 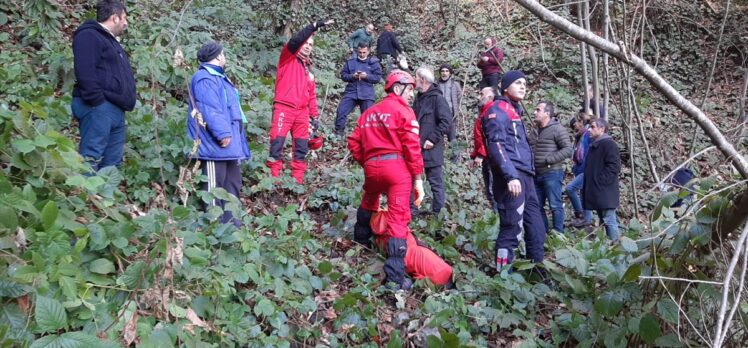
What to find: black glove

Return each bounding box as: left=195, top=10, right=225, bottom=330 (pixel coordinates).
left=384, top=237, right=408, bottom=288
left=314, top=19, right=328, bottom=30
left=310, top=118, right=320, bottom=132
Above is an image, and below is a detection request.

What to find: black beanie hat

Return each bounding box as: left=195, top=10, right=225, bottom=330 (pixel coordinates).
left=500, top=70, right=526, bottom=93
left=439, top=64, right=453, bottom=73
left=197, top=42, right=223, bottom=63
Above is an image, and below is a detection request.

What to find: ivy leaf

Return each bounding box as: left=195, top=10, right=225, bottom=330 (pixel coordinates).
left=318, top=261, right=333, bottom=275
left=11, top=139, right=35, bottom=154
left=35, top=295, right=68, bottom=332
left=594, top=291, right=623, bottom=317
left=117, top=261, right=145, bottom=289
left=0, top=205, right=18, bottom=230
left=87, top=224, right=109, bottom=251
left=0, top=279, right=30, bottom=298
left=387, top=330, right=404, bottom=348
left=639, top=313, right=661, bottom=343
left=89, top=258, right=115, bottom=274
left=554, top=249, right=575, bottom=268
left=654, top=334, right=684, bottom=347
left=58, top=276, right=78, bottom=300
left=0, top=303, right=27, bottom=331
left=657, top=298, right=679, bottom=324
left=41, top=201, right=58, bottom=231
left=426, top=335, right=443, bottom=347
left=620, top=236, right=637, bottom=253
left=30, top=331, right=100, bottom=348
left=622, top=264, right=641, bottom=282
left=253, top=298, right=275, bottom=317
left=172, top=206, right=190, bottom=220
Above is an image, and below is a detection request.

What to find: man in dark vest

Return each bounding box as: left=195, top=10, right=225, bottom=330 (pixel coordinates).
left=528, top=101, right=572, bottom=233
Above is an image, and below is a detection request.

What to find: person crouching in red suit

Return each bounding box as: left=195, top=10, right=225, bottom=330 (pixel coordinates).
left=348, top=70, right=453, bottom=290
left=266, top=19, right=333, bottom=184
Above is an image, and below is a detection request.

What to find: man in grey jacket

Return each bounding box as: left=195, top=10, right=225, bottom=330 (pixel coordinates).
left=528, top=101, right=573, bottom=233
left=437, top=64, right=462, bottom=143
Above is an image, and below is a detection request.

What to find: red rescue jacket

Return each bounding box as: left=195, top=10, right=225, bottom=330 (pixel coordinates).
left=470, top=101, right=494, bottom=159
left=274, top=24, right=317, bottom=111
left=348, top=94, right=424, bottom=176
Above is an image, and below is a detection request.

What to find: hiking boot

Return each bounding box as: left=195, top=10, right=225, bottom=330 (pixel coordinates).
left=572, top=218, right=590, bottom=228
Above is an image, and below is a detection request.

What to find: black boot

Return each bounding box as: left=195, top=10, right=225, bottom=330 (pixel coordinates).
left=353, top=207, right=373, bottom=248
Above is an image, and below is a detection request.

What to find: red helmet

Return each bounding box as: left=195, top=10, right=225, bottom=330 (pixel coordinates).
left=308, top=135, right=324, bottom=150
left=384, top=69, right=415, bottom=92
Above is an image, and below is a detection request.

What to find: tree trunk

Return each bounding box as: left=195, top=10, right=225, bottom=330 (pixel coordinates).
left=603, top=0, right=610, bottom=115
left=583, top=0, right=601, bottom=118
left=577, top=3, right=590, bottom=114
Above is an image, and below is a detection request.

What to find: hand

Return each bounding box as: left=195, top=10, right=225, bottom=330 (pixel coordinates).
left=507, top=179, right=522, bottom=198
left=310, top=118, right=319, bottom=132
left=219, top=137, right=232, bottom=148
left=315, top=19, right=334, bottom=29
left=359, top=72, right=367, bottom=79
left=413, top=179, right=425, bottom=207
left=471, top=157, right=483, bottom=169
left=423, top=140, right=434, bottom=150
left=481, top=56, right=489, bottom=62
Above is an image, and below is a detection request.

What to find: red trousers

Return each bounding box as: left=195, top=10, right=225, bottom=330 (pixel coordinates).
left=364, top=159, right=453, bottom=286
left=360, top=158, right=412, bottom=239
left=266, top=103, right=309, bottom=183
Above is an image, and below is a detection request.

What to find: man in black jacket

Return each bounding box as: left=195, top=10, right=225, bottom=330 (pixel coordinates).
left=582, top=117, right=620, bottom=242
left=376, top=23, right=403, bottom=74
left=71, top=0, right=136, bottom=171
left=412, top=66, right=451, bottom=216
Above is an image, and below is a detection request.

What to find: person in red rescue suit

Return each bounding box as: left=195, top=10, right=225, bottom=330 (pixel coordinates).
left=481, top=70, right=546, bottom=274
left=470, top=86, right=500, bottom=213
left=347, top=70, right=453, bottom=290
left=266, top=19, right=333, bottom=184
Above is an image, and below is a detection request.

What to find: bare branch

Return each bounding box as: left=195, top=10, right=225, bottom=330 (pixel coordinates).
left=714, top=223, right=748, bottom=347
left=638, top=275, right=723, bottom=286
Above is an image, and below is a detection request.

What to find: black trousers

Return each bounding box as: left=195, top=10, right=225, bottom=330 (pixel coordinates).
left=478, top=73, right=501, bottom=90
left=411, top=165, right=446, bottom=215
left=201, top=159, right=242, bottom=227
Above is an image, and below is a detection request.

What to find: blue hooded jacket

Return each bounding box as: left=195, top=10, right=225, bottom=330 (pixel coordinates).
left=340, top=56, right=382, bottom=101
left=571, top=129, right=591, bottom=176
left=187, top=64, right=251, bottom=161
left=482, top=96, right=535, bottom=181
